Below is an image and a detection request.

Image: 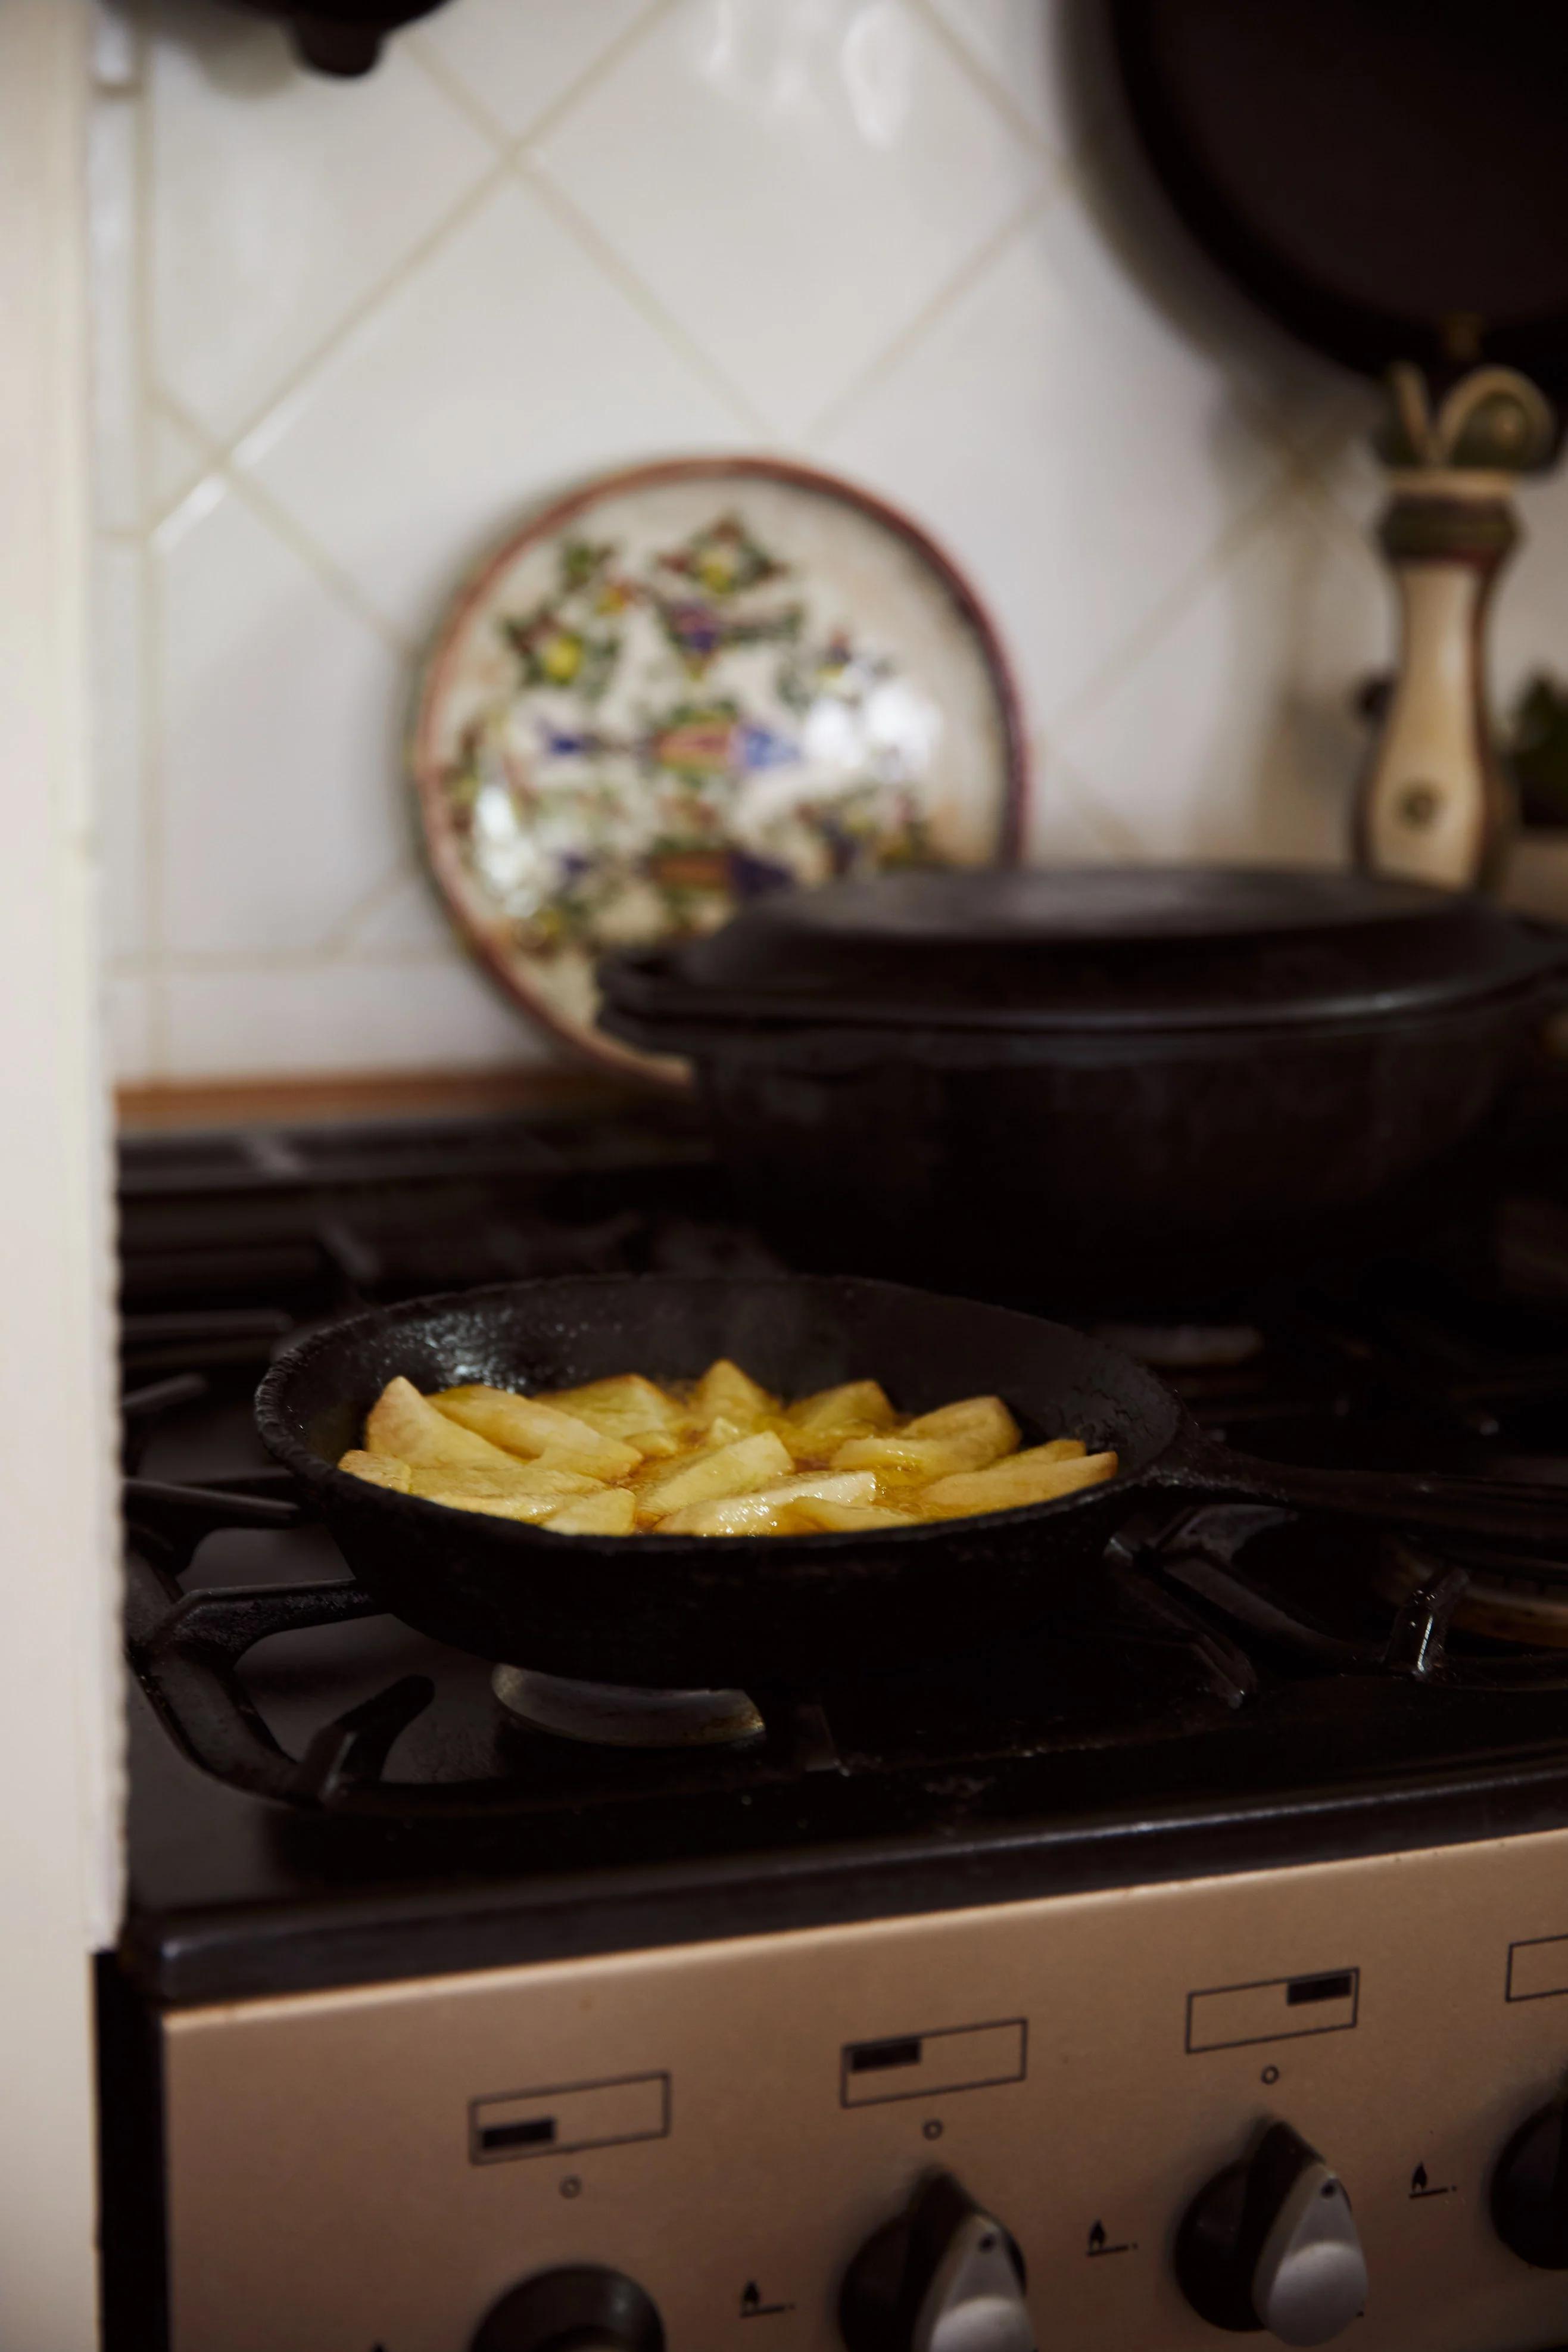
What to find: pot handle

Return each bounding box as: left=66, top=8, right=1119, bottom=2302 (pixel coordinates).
left=1152, top=1433, right=1568, bottom=1549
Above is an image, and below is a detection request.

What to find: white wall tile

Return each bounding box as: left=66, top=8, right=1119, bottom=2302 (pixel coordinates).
left=924, top=0, right=1071, bottom=151
left=155, top=477, right=408, bottom=953
left=822, top=190, right=1285, bottom=737
left=92, top=0, right=1443, bottom=1089
left=92, top=539, right=148, bottom=962
left=534, top=0, right=1043, bottom=435
left=1054, top=493, right=1385, bottom=863
left=148, top=407, right=211, bottom=515
left=105, top=971, right=156, bottom=1085
left=163, top=952, right=550, bottom=1079
left=341, top=868, right=460, bottom=953
left=236, top=175, right=750, bottom=640
left=148, top=0, right=494, bottom=440
left=87, top=90, right=140, bottom=532
left=416, top=0, right=656, bottom=139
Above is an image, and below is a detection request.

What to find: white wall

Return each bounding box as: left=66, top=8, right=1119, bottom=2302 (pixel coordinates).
left=92, top=0, right=1568, bottom=1086
left=1, top=2, right=120, bottom=2342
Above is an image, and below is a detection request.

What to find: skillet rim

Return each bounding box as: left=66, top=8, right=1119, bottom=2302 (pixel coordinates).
left=254, top=1270, right=1180, bottom=1555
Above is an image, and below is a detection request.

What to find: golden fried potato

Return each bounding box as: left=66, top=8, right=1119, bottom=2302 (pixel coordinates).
left=657, top=1470, right=877, bottom=1537
left=350, top=1366, right=1115, bottom=1536
left=634, top=1429, right=792, bottom=1524
left=689, top=1358, right=777, bottom=1432
left=338, top=1449, right=412, bottom=1493
left=366, top=1376, right=523, bottom=1473
left=787, top=1380, right=897, bottom=1435
left=915, top=1450, right=1118, bottom=1520
left=407, top=1459, right=601, bottom=1522
left=433, top=1383, right=640, bottom=1478
left=791, top=1496, right=916, bottom=1532
left=536, top=1373, right=684, bottom=1440
left=542, top=1488, right=637, bottom=1536
left=831, top=1395, right=1019, bottom=1484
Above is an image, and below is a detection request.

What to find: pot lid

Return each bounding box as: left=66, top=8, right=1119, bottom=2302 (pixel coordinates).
left=599, top=865, right=1563, bottom=1038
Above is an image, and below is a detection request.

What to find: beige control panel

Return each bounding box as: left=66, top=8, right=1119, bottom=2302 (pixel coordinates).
left=164, top=1824, right=1568, bottom=2351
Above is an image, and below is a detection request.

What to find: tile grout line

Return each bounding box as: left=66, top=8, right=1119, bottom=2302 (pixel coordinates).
left=155, top=388, right=414, bottom=654
left=904, top=0, right=1061, bottom=163
left=318, top=856, right=429, bottom=958
left=1047, top=451, right=1313, bottom=752
left=516, top=156, right=781, bottom=443
left=151, top=942, right=472, bottom=976
left=1041, top=741, right=1148, bottom=858
left=180, top=156, right=513, bottom=487
left=406, top=0, right=675, bottom=160
left=803, top=189, right=1053, bottom=449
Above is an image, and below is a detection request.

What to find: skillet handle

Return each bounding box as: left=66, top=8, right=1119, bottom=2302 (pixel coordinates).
left=1152, top=1435, right=1568, bottom=1550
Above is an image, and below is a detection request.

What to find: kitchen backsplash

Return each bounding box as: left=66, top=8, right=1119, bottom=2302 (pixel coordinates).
left=91, top=0, right=1568, bottom=1085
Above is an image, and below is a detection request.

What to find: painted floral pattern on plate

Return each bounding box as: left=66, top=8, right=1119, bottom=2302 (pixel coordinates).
left=414, top=468, right=1020, bottom=1073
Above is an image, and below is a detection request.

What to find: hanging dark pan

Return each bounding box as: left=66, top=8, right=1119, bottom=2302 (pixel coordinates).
left=257, top=1273, right=1568, bottom=1690
left=1109, top=0, right=1568, bottom=404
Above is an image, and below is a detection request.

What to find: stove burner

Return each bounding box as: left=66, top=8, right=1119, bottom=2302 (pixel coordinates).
left=1379, top=1531, right=1568, bottom=1649
left=491, top=1663, right=764, bottom=1748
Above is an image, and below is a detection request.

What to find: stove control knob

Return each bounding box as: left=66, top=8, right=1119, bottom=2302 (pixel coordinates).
left=838, top=2169, right=1033, bottom=2351
left=1175, top=2122, right=1367, bottom=2345
left=470, top=2266, right=663, bottom=2352
left=1493, top=2095, right=1568, bottom=2266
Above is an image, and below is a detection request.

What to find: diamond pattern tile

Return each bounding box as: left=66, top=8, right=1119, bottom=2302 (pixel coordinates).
left=417, top=0, right=656, bottom=138
left=1053, top=491, right=1383, bottom=861
left=236, top=176, right=749, bottom=638
left=148, top=0, right=494, bottom=441
left=925, top=0, right=1072, bottom=149
left=822, top=188, right=1286, bottom=737
left=533, top=0, right=1043, bottom=434
left=155, top=478, right=407, bottom=955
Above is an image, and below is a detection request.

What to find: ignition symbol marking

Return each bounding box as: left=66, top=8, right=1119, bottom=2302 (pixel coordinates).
left=1410, top=2163, right=1455, bottom=2200
left=1086, top=2220, right=1136, bottom=2257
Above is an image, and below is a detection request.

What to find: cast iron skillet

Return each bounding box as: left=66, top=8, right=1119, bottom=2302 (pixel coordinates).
left=257, top=1274, right=1568, bottom=1690
left=1111, top=0, right=1568, bottom=406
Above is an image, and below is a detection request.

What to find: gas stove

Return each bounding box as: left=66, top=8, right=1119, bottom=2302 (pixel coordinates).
left=104, top=1088, right=1568, bottom=2352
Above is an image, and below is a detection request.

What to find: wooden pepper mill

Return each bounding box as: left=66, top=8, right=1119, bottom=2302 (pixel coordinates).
left=1355, top=362, right=1556, bottom=892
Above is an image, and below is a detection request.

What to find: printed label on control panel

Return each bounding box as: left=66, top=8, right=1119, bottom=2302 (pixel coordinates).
left=1507, top=1934, right=1568, bottom=2001
left=469, top=2071, right=669, bottom=2164
left=840, top=2018, right=1026, bottom=2107
left=1186, top=1968, right=1359, bottom=2053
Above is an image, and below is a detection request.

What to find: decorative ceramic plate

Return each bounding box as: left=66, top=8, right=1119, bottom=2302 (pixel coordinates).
left=412, top=458, right=1027, bottom=1079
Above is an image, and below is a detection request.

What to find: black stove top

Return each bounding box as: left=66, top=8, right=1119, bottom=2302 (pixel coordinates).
left=118, top=1085, right=1568, bottom=2008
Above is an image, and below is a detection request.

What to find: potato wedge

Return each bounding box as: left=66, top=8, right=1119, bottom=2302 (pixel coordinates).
left=407, top=1459, right=601, bottom=1522
left=657, top=1470, right=877, bottom=1537
left=366, top=1376, right=525, bottom=1473
left=338, top=1449, right=412, bottom=1493
left=916, top=1450, right=1119, bottom=1520
left=689, top=1357, right=777, bottom=1432
left=1031, top=1437, right=1087, bottom=1462
left=535, top=1373, right=684, bottom=1440
left=787, top=1379, right=897, bottom=1435
left=900, top=1395, right=1020, bottom=1460
left=634, top=1429, right=791, bottom=1523
left=433, top=1383, right=640, bottom=1478
left=541, top=1488, right=637, bottom=1536
left=792, top=1496, right=916, bottom=1532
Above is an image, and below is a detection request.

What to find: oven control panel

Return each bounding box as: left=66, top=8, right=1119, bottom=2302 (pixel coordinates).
left=163, top=1825, right=1568, bottom=2351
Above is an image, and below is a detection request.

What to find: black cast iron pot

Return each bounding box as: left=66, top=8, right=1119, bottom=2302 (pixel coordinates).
left=598, top=867, right=1568, bottom=1307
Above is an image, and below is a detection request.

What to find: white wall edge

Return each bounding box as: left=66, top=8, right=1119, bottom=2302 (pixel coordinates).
left=0, top=0, right=121, bottom=2342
